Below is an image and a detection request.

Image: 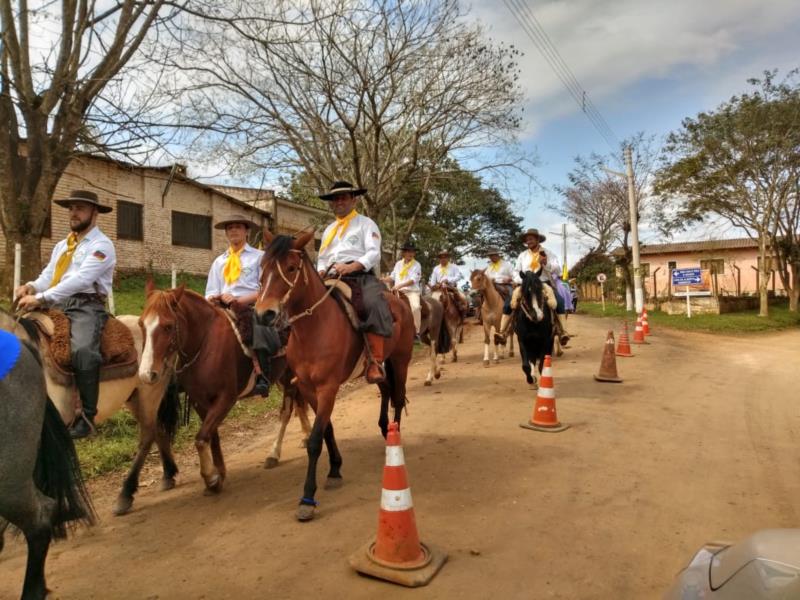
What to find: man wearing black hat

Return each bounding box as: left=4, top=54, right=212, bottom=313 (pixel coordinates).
left=205, top=213, right=271, bottom=397
left=316, top=181, right=393, bottom=384
left=15, top=190, right=117, bottom=438
left=387, top=241, right=422, bottom=334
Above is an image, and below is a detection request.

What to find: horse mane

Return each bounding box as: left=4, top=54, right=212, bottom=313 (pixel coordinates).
left=143, top=287, right=209, bottom=318
left=264, top=234, right=296, bottom=263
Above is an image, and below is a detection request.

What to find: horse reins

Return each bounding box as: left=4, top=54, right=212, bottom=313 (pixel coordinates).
left=165, top=297, right=210, bottom=374
left=268, top=250, right=341, bottom=324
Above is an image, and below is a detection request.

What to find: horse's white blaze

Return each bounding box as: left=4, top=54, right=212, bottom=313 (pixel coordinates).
left=138, top=314, right=159, bottom=378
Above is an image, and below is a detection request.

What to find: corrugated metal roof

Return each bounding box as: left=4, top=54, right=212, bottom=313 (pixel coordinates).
left=612, top=237, right=759, bottom=256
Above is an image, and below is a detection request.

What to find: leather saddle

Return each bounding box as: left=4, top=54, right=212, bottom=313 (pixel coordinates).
left=26, top=309, right=138, bottom=387
left=494, top=282, right=513, bottom=301
left=324, top=280, right=362, bottom=331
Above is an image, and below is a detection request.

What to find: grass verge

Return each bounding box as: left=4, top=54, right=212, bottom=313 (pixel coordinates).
left=577, top=301, right=800, bottom=333
left=75, top=389, right=283, bottom=478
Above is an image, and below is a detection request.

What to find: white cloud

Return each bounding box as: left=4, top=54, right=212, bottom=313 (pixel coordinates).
left=471, top=0, right=800, bottom=136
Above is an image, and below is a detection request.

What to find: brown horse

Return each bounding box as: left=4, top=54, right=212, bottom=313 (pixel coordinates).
left=431, top=284, right=464, bottom=363
left=470, top=270, right=514, bottom=366
left=418, top=295, right=446, bottom=385
left=255, top=230, right=415, bottom=521
left=138, top=283, right=257, bottom=493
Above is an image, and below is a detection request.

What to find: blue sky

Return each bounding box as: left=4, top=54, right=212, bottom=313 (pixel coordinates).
left=465, top=0, right=800, bottom=267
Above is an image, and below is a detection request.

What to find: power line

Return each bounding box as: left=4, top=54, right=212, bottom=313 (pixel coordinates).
left=504, top=0, right=621, bottom=150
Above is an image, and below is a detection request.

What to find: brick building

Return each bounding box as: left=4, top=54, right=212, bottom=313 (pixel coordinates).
left=0, top=155, right=326, bottom=277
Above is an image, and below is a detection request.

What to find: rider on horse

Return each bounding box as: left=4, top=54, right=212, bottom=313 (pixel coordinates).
left=205, top=213, right=271, bottom=396
left=386, top=241, right=422, bottom=335
left=428, top=250, right=468, bottom=315
left=15, top=190, right=116, bottom=439
left=497, top=228, right=570, bottom=344
left=316, top=180, right=393, bottom=384
left=484, top=246, right=514, bottom=299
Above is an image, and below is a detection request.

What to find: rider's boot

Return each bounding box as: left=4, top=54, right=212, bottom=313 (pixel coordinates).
left=70, top=368, right=99, bottom=439
left=554, top=313, right=571, bottom=346
left=253, top=352, right=272, bottom=397
left=365, top=333, right=386, bottom=384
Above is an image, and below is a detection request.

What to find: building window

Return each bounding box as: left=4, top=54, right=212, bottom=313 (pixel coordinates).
left=117, top=200, right=144, bottom=241
left=171, top=211, right=212, bottom=249
left=668, top=261, right=677, bottom=270
left=639, top=263, right=650, bottom=277
left=700, top=258, right=725, bottom=274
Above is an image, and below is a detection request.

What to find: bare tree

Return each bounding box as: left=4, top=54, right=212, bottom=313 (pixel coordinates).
left=174, top=0, right=524, bottom=233
left=552, top=133, right=660, bottom=306
left=0, top=0, right=175, bottom=288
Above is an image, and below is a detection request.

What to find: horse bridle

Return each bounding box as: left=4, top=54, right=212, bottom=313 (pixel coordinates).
left=163, top=297, right=209, bottom=374
left=262, top=250, right=340, bottom=325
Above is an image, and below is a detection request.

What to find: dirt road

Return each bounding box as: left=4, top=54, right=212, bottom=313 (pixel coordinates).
left=2, top=315, right=799, bottom=599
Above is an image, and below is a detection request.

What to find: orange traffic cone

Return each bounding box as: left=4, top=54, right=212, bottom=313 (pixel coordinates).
left=632, top=316, right=648, bottom=345
left=616, top=322, right=634, bottom=357
left=520, top=355, right=570, bottom=432
left=594, top=330, right=623, bottom=383
left=349, top=422, right=447, bottom=587
left=642, top=309, right=651, bottom=336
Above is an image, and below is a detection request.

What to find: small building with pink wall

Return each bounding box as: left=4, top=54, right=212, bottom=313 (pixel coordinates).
left=617, top=238, right=788, bottom=299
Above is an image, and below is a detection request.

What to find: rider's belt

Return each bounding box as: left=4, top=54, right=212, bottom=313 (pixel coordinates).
left=73, top=292, right=107, bottom=303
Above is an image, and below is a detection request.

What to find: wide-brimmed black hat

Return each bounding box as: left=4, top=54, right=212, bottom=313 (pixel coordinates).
left=54, top=190, right=112, bottom=213
left=214, top=213, right=256, bottom=230
left=520, top=228, right=546, bottom=243
left=318, top=180, right=367, bottom=200
left=485, top=246, right=502, bottom=256
left=400, top=241, right=417, bottom=251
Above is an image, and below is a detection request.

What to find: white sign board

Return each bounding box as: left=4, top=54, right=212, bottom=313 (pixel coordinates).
left=596, top=273, right=607, bottom=283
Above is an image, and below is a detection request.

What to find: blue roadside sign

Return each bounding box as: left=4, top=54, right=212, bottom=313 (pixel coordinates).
left=672, top=267, right=702, bottom=286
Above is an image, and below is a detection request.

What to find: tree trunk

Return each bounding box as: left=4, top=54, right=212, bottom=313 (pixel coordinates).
left=3, top=232, right=44, bottom=296
left=625, top=284, right=633, bottom=311
left=757, top=234, right=770, bottom=318
left=790, top=263, right=800, bottom=312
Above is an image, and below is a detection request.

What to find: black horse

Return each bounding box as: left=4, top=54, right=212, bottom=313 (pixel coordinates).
left=515, top=270, right=556, bottom=388
left=0, top=329, right=95, bottom=600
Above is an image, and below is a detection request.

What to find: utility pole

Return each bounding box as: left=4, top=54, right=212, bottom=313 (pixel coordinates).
left=624, top=145, right=644, bottom=314
left=602, top=145, right=644, bottom=314
left=548, top=223, right=569, bottom=280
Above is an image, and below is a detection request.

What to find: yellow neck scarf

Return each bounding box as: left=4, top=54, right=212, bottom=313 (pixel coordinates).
left=320, top=209, right=358, bottom=253
left=528, top=250, right=540, bottom=272
left=223, top=246, right=244, bottom=285
left=51, top=232, right=79, bottom=286
left=489, top=260, right=502, bottom=272
left=438, top=262, right=449, bottom=275
left=398, top=259, right=415, bottom=279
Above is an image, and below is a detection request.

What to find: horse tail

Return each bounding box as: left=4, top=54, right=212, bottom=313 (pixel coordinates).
left=435, top=318, right=452, bottom=355
left=157, top=375, right=182, bottom=442
left=34, top=398, right=96, bottom=539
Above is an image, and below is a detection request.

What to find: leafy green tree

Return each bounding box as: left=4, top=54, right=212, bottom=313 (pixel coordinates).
left=655, top=70, right=800, bottom=315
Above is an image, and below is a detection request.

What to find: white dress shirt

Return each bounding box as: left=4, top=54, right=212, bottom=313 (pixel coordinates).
left=316, top=213, right=382, bottom=273
left=205, top=243, right=264, bottom=298
left=390, top=259, right=422, bottom=293
left=429, top=262, right=464, bottom=287
left=484, top=259, right=515, bottom=284
left=513, top=247, right=557, bottom=284
left=30, top=226, right=116, bottom=304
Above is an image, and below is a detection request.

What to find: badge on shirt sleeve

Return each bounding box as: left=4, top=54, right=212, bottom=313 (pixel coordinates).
left=93, top=250, right=107, bottom=261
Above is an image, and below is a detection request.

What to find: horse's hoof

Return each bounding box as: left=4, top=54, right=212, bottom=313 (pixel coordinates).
left=112, top=495, right=133, bottom=517
left=296, top=503, right=316, bottom=522
left=556, top=349, right=564, bottom=357
left=483, top=360, right=490, bottom=367
left=264, top=456, right=280, bottom=469
left=300, top=438, right=308, bottom=449
left=509, top=352, right=515, bottom=358
left=204, top=475, right=223, bottom=495
left=160, top=477, right=176, bottom=492
left=529, top=383, right=539, bottom=390
left=493, top=359, right=500, bottom=364
left=434, top=371, right=441, bottom=379
left=424, top=380, right=432, bottom=387
left=325, top=476, right=343, bottom=490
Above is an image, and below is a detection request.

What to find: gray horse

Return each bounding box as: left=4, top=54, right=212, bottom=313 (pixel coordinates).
left=0, top=329, right=95, bottom=600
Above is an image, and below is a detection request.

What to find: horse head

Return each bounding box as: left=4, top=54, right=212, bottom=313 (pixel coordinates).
left=470, top=269, right=487, bottom=291
left=256, top=229, right=316, bottom=327
left=138, top=281, right=186, bottom=384
left=520, top=270, right=545, bottom=322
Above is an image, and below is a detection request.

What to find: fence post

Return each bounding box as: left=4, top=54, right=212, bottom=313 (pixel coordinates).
left=171, top=263, right=177, bottom=289
left=12, top=243, right=21, bottom=298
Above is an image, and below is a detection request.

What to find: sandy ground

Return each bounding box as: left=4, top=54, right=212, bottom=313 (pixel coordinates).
left=2, top=314, right=799, bottom=600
